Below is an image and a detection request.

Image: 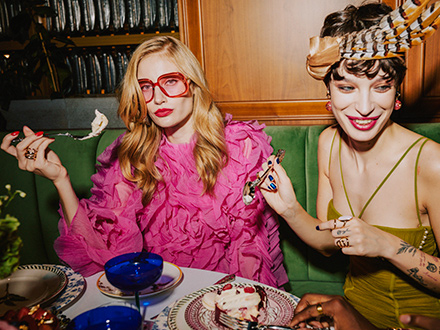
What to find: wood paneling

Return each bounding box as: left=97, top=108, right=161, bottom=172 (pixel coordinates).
left=400, top=0, right=440, bottom=122
left=181, top=0, right=440, bottom=125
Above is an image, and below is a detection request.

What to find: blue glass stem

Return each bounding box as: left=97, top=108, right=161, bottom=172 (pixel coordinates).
left=135, top=291, right=140, bottom=312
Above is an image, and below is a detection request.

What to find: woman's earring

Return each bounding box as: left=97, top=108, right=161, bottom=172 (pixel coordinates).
left=394, top=99, right=402, bottom=110
left=325, top=101, right=332, bottom=112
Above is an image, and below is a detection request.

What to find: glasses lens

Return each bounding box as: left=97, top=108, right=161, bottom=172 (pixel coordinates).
left=158, top=73, right=187, bottom=97
left=139, top=80, right=154, bottom=102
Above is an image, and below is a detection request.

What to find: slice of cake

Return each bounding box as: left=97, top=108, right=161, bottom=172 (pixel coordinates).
left=202, top=283, right=267, bottom=322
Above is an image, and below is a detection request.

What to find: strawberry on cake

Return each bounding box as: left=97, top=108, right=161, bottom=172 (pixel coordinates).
left=202, top=283, right=267, bottom=322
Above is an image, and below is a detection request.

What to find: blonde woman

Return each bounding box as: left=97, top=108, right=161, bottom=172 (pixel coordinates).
left=1, top=36, right=287, bottom=288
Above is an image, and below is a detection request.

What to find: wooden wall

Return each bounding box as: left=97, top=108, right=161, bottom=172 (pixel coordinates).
left=178, top=0, right=440, bottom=126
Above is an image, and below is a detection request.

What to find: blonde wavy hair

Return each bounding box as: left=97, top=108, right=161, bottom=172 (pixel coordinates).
left=117, top=36, right=228, bottom=205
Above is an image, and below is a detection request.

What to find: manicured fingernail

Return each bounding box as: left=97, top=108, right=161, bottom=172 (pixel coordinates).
left=315, top=225, right=320, bottom=230
left=268, top=160, right=273, bottom=165
left=270, top=183, right=276, bottom=189
left=268, top=175, right=274, bottom=181
left=36, top=131, right=44, bottom=137
left=276, top=157, right=280, bottom=164
left=11, top=131, right=19, bottom=136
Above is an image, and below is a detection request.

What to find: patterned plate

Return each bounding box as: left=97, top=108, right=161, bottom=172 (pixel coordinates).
left=48, top=265, right=86, bottom=312
left=167, top=282, right=299, bottom=330
left=0, top=264, right=67, bottom=315
left=97, top=262, right=183, bottom=299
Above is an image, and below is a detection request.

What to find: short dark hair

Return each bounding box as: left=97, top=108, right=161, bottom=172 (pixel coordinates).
left=320, top=3, right=407, bottom=87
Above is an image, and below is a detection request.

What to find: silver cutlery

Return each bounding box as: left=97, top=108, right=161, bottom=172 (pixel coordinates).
left=242, top=149, right=285, bottom=205
left=217, top=311, right=331, bottom=330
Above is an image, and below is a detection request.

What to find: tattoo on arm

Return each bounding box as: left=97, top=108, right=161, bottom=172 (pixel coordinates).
left=427, top=262, right=438, bottom=273
left=408, top=267, right=426, bottom=286
left=397, top=241, right=417, bottom=257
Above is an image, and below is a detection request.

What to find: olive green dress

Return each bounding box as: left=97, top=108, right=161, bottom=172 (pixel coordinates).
left=327, top=135, right=440, bottom=329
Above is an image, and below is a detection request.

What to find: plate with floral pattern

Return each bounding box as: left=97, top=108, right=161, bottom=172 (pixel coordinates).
left=48, top=264, right=86, bottom=312
left=167, top=282, right=299, bottom=330
left=0, top=264, right=67, bottom=315
left=97, top=262, right=183, bottom=299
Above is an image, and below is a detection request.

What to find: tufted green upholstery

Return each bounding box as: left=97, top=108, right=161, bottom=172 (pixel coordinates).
left=1, top=122, right=440, bottom=297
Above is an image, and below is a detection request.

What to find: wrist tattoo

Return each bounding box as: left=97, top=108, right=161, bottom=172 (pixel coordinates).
left=397, top=241, right=417, bottom=256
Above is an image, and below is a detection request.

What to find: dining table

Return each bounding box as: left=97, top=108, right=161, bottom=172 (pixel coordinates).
left=61, top=265, right=261, bottom=329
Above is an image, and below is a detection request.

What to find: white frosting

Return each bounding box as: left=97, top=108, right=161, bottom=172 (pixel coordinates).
left=205, top=285, right=264, bottom=321
left=79, top=109, right=109, bottom=140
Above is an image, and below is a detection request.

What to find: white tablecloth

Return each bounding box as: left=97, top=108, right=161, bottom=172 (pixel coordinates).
left=62, top=266, right=257, bottom=327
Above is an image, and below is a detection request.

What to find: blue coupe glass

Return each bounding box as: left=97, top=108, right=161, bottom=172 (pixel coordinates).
left=66, top=305, right=142, bottom=330
left=104, top=252, right=163, bottom=310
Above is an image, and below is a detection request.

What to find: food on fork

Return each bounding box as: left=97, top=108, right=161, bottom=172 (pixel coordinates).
left=202, top=283, right=267, bottom=322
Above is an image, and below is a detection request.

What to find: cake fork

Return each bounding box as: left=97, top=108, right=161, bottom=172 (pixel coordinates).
left=217, top=310, right=331, bottom=330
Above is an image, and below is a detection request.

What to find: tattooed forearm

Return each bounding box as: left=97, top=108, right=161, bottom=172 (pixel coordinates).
left=427, top=262, right=438, bottom=273
left=408, top=267, right=426, bottom=286
left=397, top=241, right=417, bottom=256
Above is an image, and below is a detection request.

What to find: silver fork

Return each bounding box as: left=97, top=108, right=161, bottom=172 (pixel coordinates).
left=12, top=132, right=94, bottom=143
left=217, top=310, right=331, bottom=330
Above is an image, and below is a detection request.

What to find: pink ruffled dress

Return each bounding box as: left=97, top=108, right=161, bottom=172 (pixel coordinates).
left=54, top=116, right=288, bottom=288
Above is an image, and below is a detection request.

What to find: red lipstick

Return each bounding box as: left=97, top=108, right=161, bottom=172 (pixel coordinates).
left=155, top=108, right=173, bottom=117
left=347, top=115, right=380, bottom=131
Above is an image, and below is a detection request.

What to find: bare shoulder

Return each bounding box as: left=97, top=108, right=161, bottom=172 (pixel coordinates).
left=318, top=125, right=338, bottom=153
left=414, top=137, right=440, bottom=189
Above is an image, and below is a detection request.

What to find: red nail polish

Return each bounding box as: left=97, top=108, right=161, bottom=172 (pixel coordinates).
left=11, top=131, right=19, bottom=136
left=35, top=131, right=44, bottom=137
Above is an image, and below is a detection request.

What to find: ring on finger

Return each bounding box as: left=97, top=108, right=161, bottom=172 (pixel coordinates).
left=338, top=215, right=353, bottom=228
left=24, top=147, right=38, bottom=160
left=336, top=237, right=350, bottom=248
left=316, top=303, right=323, bottom=315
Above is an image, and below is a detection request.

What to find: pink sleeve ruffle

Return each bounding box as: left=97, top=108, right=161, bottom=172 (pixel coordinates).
left=54, top=134, right=145, bottom=276
left=218, top=116, right=288, bottom=288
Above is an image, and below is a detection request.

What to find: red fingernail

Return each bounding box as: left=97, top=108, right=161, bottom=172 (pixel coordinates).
left=35, top=131, right=44, bottom=137
left=11, top=131, right=19, bottom=136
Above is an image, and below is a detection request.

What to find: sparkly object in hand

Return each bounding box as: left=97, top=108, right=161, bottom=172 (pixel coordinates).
left=242, top=149, right=286, bottom=205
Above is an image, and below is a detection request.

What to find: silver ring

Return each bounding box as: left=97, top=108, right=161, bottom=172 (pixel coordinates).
left=24, top=147, right=37, bottom=160
left=338, top=215, right=353, bottom=227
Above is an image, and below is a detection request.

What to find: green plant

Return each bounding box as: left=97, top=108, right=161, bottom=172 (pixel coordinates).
left=0, top=0, right=75, bottom=110
left=0, top=184, right=26, bottom=279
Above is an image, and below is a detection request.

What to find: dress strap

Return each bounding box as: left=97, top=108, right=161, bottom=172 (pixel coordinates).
left=414, top=138, right=430, bottom=226
left=339, top=136, right=425, bottom=218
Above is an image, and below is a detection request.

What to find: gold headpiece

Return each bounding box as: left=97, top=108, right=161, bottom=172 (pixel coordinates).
left=307, top=0, right=440, bottom=80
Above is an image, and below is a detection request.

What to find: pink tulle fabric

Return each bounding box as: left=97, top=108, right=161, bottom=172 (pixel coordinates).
left=54, top=115, right=288, bottom=288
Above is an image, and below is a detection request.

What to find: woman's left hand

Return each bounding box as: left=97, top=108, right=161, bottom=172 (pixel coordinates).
left=316, top=216, right=396, bottom=259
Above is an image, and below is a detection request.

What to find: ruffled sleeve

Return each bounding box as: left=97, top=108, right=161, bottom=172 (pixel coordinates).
left=54, top=134, right=145, bottom=276
left=217, top=114, right=288, bottom=288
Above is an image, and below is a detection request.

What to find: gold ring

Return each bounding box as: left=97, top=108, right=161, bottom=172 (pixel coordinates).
left=24, top=147, right=38, bottom=160
left=316, top=303, right=323, bottom=315
left=333, top=219, right=337, bottom=229
left=336, top=237, right=350, bottom=248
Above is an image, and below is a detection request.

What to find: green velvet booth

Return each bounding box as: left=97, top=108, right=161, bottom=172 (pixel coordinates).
left=1, top=122, right=440, bottom=297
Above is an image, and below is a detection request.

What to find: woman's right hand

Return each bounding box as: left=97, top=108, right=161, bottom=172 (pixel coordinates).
left=1, top=126, right=67, bottom=183
left=259, top=155, right=298, bottom=219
